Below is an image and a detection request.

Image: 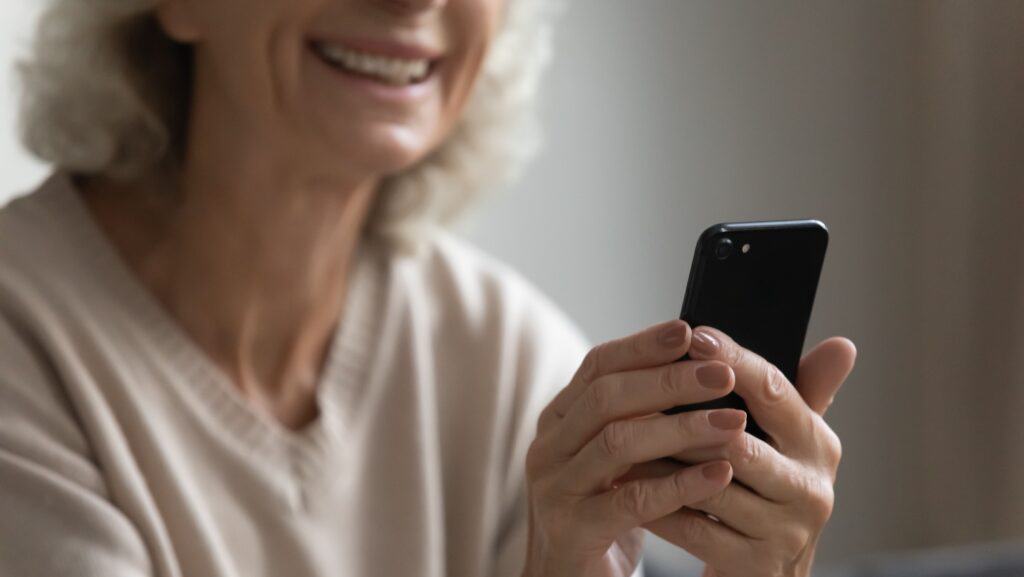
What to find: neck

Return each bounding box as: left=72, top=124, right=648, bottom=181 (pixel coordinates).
left=79, top=105, right=379, bottom=431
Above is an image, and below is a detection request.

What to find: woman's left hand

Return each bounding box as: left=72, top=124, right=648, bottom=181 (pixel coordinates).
left=622, top=325, right=856, bottom=577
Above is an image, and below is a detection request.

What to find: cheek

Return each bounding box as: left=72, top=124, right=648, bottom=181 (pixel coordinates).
left=434, top=0, right=504, bottom=134
left=190, top=10, right=289, bottom=118
left=196, top=1, right=325, bottom=106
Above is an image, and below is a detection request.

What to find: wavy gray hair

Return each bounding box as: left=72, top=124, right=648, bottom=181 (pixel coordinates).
left=18, top=0, right=561, bottom=256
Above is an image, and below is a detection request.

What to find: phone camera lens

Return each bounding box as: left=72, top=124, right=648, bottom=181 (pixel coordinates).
left=714, top=238, right=733, bottom=260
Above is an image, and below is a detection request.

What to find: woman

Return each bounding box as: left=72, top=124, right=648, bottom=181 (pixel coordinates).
left=0, top=0, right=857, bottom=575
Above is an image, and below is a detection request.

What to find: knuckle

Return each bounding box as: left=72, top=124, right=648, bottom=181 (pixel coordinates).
left=580, top=347, right=602, bottom=383
left=805, top=477, right=836, bottom=525
left=675, top=411, right=700, bottom=439
left=659, top=364, right=682, bottom=397
left=732, top=434, right=762, bottom=467
left=786, top=466, right=812, bottom=494
left=776, top=525, right=811, bottom=558
left=598, top=420, right=633, bottom=461
left=615, top=481, right=652, bottom=521
left=723, top=336, right=745, bottom=366
left=676, top=513, right=711, bottom=545
left=821, top=426, right=843, bottom=471
left=582, top=377, right=616, bottom=417
left=629, top=333, right=646, bottom=358
left=787, top=467, right=835, bottom=526
left=759, top=360, right=789, bottom=403
left=670, top=470, right=690, bottom=499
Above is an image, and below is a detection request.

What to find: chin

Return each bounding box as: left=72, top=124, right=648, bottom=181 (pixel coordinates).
left=320, top=122, right=440, bottom=178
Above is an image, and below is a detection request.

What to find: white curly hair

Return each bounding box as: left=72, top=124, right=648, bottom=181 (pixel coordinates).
left=17, top=0, right=562, bottom=256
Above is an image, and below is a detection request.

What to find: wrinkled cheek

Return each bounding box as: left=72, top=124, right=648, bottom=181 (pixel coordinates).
left=444, top=49, right=490, bottom=117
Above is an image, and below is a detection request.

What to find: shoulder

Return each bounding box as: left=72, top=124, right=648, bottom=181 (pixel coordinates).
left=402, top=226, right=592, bottom=360
left=0, top=172, right=84, bottom=302
left=388, top=227, right=594, bottom=438
left=0, top=173, right=109, bottom=474
left=0, top=172, right=69, bottom=248
left=0, top=174, right=95, bottom=456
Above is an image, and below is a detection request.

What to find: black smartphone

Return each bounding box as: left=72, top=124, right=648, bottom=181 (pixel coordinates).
left=663, top=220, right=829, bottom=441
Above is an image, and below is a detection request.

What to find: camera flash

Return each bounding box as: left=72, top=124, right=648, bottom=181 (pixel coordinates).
left=742, top=243, right=751, bottom=254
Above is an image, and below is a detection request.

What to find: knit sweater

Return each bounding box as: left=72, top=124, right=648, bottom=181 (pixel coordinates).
left=0, top=172, right=593, bottom=577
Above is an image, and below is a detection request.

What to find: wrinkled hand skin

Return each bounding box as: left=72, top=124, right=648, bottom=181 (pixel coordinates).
left=639, top=326, right=856, bottom=577
left=521, top=319, right=856, bottom=577
left=522, top=320, right=741, bottom=577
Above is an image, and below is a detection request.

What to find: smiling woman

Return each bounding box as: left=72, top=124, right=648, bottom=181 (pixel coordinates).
left=0, top=1, right=855, bottom=577
left=18, top=0, right=557, bottom=253
left=4, top=1, right=578, bottom=575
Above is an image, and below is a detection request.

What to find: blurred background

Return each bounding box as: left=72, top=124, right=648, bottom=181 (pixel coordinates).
left=2, top=1, right=1022, bottom=575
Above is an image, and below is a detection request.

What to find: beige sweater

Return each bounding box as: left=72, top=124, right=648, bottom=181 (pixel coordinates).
left=0, top=172, right=593, bottom=577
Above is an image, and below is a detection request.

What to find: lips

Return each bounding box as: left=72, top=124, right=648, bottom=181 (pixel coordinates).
left=311, top=41, right=435, bottom=86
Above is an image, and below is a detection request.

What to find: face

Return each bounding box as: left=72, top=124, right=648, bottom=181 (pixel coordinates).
left=157, top=0, right=506, bottom=182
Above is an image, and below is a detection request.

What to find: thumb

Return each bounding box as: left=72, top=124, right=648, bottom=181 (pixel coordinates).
left=796, top=337, right=857, bottom=416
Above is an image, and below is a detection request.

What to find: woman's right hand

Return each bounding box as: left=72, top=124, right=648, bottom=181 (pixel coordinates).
left=522, top=319, right=746, bottom=577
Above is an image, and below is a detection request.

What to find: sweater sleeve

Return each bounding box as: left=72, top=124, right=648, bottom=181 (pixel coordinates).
left=487, top=275, right=589, bottom=577
left=0, top=314, right=153, bottom=576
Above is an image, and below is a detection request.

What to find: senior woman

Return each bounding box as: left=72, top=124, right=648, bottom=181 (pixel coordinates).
left=0, top=0, right=857, bottom=576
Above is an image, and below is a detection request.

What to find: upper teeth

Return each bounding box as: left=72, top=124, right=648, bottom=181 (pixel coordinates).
left=315, top=43, right=431, bottom=86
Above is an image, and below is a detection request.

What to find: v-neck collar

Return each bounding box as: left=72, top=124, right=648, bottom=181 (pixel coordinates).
left=40, top=170, right=388, bottom=487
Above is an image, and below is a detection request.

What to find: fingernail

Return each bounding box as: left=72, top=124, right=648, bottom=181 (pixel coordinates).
left=658, top=321, right=689, bottom=348
left=701, top=461, right=732, bottom=482
left=690, top=329, right=720, bottom=357
left=707, top=409, right=746, bottom=430
left=695, top=363, right=731, bottom=389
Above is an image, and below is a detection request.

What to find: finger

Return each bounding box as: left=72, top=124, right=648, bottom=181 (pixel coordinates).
left=539, top=319, right=692, bottom=432
left=688, top=326, right=812, bottom=453
left=669, top=433, right=806, bottom=501
left=611, top=456, right=686, bottom=487
left=643, top=506, right=750, bottom=565
left=689, top=480, right=783, bottom=539
left=557, top=409, right=746, bottom=495
left=545, top=360, right=735, bottom=458
left=578, top=461, right=733, bottom=542
left=616, top=457, right=798, bottom=539
left=796, top=337, right=857, bottom=416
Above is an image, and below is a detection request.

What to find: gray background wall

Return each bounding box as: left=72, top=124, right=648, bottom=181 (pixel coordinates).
left=3, top=1, right=1021, bottom=573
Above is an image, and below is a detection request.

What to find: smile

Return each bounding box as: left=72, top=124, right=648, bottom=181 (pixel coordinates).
left=310, top=41, right=435, bottom=86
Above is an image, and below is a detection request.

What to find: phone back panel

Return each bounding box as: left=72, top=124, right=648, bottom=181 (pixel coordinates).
left=665, top=220, right=828, bottom=441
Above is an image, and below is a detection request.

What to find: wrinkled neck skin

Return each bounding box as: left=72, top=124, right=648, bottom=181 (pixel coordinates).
left=78, top=62, right=381, bottom=432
